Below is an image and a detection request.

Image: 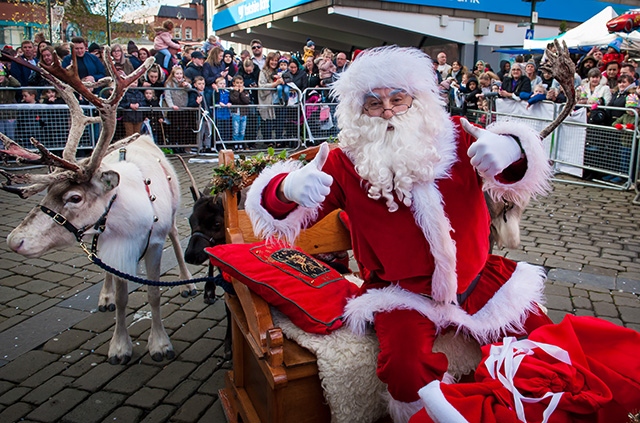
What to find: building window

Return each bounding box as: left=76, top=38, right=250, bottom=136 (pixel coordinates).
left=173, top=28, right=181, bottom=39
left=185, top=27, right=192, bottom=40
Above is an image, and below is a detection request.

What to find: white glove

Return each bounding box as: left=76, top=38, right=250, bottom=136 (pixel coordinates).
left=282, top=142, right=333, bottom=207
left=461, top=118, right=524, bottom=177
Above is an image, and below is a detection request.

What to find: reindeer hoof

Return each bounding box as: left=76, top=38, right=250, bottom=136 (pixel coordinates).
left=151, top=349, right=175, bottom=362
left=165, top=349, right=176, bottom=360
left=108, top=354, right=131, bottom=365
left=98, top=305, right=107, bottom=312
left=107, top=304, right=116, bottom=312
left=151, top=352, right=164, bottom=362
left=181, top=288, right=198, bottom=298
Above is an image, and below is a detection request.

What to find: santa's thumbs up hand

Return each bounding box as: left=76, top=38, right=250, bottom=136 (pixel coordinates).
left=461, top=118, right=523, bottom=177
left=282, top=142, right=333, bottom=208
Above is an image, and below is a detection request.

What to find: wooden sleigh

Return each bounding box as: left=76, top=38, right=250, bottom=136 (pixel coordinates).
left=216, top=148, right=481, bottom=423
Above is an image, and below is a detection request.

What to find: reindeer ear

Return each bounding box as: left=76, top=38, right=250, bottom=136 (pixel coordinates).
left=99, top=170, right=120, bottom=192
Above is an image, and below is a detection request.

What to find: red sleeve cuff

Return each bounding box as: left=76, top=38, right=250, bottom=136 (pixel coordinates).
left=262, top=173, right=298, bottom=219
left=495, top=157, right=528, bottom=184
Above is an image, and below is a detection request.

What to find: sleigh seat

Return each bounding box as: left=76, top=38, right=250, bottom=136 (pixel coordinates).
left=215, top=149, right=482, bottom=423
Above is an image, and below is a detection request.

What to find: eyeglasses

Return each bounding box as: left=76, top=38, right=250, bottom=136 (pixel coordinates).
left=363, top=93, right=414, bottom=117
left=251, top=45, right=262, bottom=50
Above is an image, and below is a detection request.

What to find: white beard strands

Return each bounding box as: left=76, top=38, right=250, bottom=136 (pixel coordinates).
left=340, top=102, right=442, bottom=212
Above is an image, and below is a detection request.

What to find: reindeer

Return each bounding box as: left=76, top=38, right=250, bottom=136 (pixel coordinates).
left=1, top=47, right=196, bottom=364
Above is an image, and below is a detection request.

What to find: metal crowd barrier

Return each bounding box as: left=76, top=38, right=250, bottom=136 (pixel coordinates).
left=3, top=86, right=640, bottom=200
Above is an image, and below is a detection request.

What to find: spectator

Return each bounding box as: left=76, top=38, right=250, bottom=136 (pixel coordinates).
left=499, top=62, right=531, bottom=101
left=601, top=38, right=625, bottom=71
left=577, top=55, right=598, bottom=80
left=304, top=56, right=321, bottom=89
left=180, top=46, right=195, bottom=69
left=229, top=75, right=251, bottom=144
left=54, top=43, right=69, bottom=61
left=477, top=71, right=500, bottom=97
left=110, top=43, right=134, bottom=77
left=162, top=65, right=192, bottom=146
left=604, top=61, right=620, bottom=90
left=153, top=45, right=180, bottom=75
left=526, top=84, right=548, bottom=109
left=619, top=62, right=638, bottom=84
left=184, top=50, right=205, bottom=84
left=138, top=48, right=150, bottom=64
left=335, top=52, right=349, bottom=74
left=21, top=89, right=37, bottom=103
left=525, top=59, right=542, bottom=88
left=285, top=59, right=308, bottom=92
left=274, top=57, right=291, bottom=105
left=0, top=64, right=20, bottom=139
left=607, top=74, right=636, bottom=122
left=316, top=48, right=336, bottom=87
left=258, top=52, right=281, bottom=141
left=127, top=41, right=142, bottom=69
left=138, top=63, right=165, bottom=98
left=120, top=86, right=145, bottom=136
left=472, top=60, right=485, bottom=77
left=187, top=76, right=212, bottom=153
left=577, top=67, right=611, bottom=107
left=496, top=59, right=511, bottom=81
left=201, top=35, right=219, bottom=57
left=250, top=39, right=266, bottom=70
left=445, top=60, right=466, bottom=85
left=223, top=49, right=238, bottom=85
left=213, top=76, right=232, bottom=144
left=545, top=87, right=567, bottom=104
left=540, top=68, right=561, bottom=91
left=302, top=39, right=315, bottom=64
left=237, top=58, right=260, bottom=141
left=29, top=46, right=55, bottom=87
left=203, top=46, right=227, bottom=107
left=435, top=51, right=451, bottom=81
left=154, top=20, right=181, bottom=71
left=36, top=40, right=51, bottom=62
left=40, top=88, right=64, bottom=105
left=10, top=40, right=37, bottom=88
left=462, top=76, right=481, bottom=117
left=141, top=89, right=164, bottom=144
left=62, top=37, right=106, bottom=85
left=610, top=92, right=639, bottom=181
left=33, top=32, right=46, bottom=46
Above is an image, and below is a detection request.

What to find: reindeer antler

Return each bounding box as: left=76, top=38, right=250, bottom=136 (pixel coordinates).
left=0, top=48, right=154, bottom=197
left=538, top=39, right=577, bottom=139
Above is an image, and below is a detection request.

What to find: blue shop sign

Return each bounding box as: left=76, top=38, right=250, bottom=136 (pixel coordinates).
left=214, top=0, right=314, bottom=31
left=380, top=0, right=626, bottom=23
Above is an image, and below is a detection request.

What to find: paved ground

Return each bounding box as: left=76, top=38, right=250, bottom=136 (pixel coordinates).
left=0, top=156, right=638, bottom=423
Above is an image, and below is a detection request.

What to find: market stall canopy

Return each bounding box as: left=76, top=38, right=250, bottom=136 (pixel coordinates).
left=523, top=6, right=640, bottom=52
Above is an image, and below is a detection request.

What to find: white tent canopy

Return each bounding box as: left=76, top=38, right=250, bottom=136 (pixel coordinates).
left=523, top=6, right=640, bottom=51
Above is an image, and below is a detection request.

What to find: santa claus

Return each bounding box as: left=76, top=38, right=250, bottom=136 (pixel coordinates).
left=245, top=46, right=553, bottom=422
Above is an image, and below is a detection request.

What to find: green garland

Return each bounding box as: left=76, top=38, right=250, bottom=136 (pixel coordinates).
left=209, top=147, right=308, bottom=195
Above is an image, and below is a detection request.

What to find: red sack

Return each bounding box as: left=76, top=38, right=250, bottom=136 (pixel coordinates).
left=206, top=242, right=360, bottom=334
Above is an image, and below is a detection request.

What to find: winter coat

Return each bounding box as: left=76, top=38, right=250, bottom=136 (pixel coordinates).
left=121, top=88, right=145, bottom=123
left=229, top=89, right=251, bottom=116
left=153, top=30, right=181, bottom=51
left=0, top=75, right=20, bottom=119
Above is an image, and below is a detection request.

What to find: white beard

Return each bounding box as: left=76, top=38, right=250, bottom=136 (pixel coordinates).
left=339, top=100, right=446, bottom=212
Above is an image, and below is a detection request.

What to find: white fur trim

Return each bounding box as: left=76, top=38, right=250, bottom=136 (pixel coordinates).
left=483, top=120, right=552, bottom=207
left=272, top=310, right=387, bottom=423
left=344, top=261, right=546, bottom=345
left=245, top=160, right=319, bottom=245
left=411, top=183, right=458, bottom=305
left=419, top=381, right=469, bottom=423
left=386, top=392, right=423, bottom=423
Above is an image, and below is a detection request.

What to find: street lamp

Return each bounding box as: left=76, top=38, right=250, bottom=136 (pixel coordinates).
left=522, top=0, right=545, bottom=34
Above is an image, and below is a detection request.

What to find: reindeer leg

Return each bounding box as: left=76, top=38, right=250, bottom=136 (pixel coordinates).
left=98, top=273, right=116, bottom=312
left=145, top=244, right=175, bottom=361
left=108, top=276, right=133, bottom=364
left=169, top=223, right=197, bottom=297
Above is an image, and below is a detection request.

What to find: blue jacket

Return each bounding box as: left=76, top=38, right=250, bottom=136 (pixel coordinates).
left=61, top=52, right=106, bottom=81
left=10, top=58, right=38, bottom=87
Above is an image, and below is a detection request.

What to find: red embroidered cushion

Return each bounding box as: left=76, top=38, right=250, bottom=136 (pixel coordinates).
left=205, top=242, right=359, bottom=334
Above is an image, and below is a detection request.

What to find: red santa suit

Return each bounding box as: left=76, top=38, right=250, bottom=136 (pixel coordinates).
left=245, top=47, right=553, bottom=422
left=410, top=315, right=640, bottom=423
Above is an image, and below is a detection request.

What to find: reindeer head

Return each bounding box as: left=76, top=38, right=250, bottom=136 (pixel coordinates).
left=1, top=47, right=154, bottom=257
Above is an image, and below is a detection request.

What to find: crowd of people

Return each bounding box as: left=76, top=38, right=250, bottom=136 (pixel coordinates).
left=2, top=29, right=640, bottom=160
left=0, top=27, right=353, bottom=153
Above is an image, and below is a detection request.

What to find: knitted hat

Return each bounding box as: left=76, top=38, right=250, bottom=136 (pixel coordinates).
left=626, top=93, right=638, bottom=108
left=306, top=39, right=315, bottom=48
left=526, top=59, right=536, bottom=68
left=223, top=49, right=234, bottom=57
left=88, top=42, right=102, bottom=53
left=278, top=57, right=289, bottom=65
left=127, top=41, right=138, bottom=54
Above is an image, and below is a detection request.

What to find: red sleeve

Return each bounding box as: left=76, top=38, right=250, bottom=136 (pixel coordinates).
left=495, top=157, right=528, bottom=184
left=261, top=173, right=298, bottom=219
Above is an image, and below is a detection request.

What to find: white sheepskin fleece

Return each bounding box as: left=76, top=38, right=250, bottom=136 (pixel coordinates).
left=418, top=381, right=469, bottom=423
left=482, top=120, right=552, bottom=207
left=271, top=309, right=388, bottom=423
left=245, top=160, right=320, bottom=245
left=387, top=393, right=423, bottom=423
left=344, top=262, right=546, bottom=346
